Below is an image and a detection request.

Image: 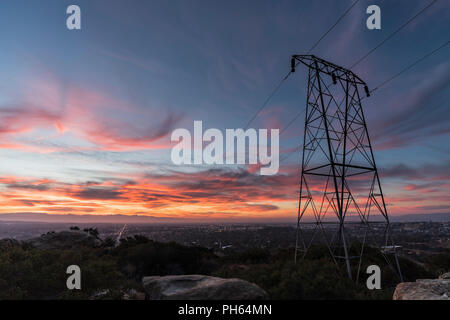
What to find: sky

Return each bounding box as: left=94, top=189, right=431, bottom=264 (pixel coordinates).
left=0, top=0, right=448, bottom=223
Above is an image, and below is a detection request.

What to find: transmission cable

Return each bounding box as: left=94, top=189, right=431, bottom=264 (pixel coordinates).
left=307, top=0, right=360, bottom=54
left=280, top=39, right=450, bottom=164
left=350, top=0, right=438, bottom=69
left=242, top=0, right=360, bottom=131
left=371, top=39, right=449, bottom=93
left=283, top=0, right=440, bottom=140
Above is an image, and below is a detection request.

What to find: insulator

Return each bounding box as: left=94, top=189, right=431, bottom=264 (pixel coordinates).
left=364, top=85, right=371, bottom=97
left=291, top=57, right=296, bottom=73
left=331, top=73, right=337, bottom=85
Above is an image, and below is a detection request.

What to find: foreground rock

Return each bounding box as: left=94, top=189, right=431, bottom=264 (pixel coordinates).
left=143, top=275, right=268, bottom=300
left=439, top=272, right=450, bottom=280
left=26, top=230, right=102, bottom=250
left=393, top=277, right=450, bottom=300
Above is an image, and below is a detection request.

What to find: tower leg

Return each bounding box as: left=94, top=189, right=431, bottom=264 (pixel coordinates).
left=340, top=224, right=352, bottom=280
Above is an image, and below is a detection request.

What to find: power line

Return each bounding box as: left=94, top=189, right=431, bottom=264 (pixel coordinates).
left=279, top=143, right=303, bottom=163
left=242, top=0, right=360, bottom=131
left=220, top=0, right=361, bottom=166
left=243, top=71, right=291, bottom=130
left=371, top=39, right=450, bottom=93
left=281, top=38, right=449, bottom=141
left=279, top=108, right=305, bottom=136
left=350, top=0, right=438, bottom=69
left=280, top=39, right=450, bottom=164
left=277, top=0, right=362, bottom=137
left=234, top=1, right=443, bottom=166
left=307, top=0, right=360, bottom=54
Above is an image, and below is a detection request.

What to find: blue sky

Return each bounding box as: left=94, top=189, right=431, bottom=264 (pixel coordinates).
left=0, top=0, right=448, bottom=221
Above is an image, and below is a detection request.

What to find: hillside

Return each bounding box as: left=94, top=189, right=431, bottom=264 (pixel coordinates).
left=0, top=228, right=447, bottom=300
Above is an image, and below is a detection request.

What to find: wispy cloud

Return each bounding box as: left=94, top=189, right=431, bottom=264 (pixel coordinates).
left=0, top=72, right=184, bottom=152
left=373, top=63, right=450, bottom=149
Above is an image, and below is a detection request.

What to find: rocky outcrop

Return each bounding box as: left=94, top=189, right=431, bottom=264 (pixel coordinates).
left=439, top=272, right=450, bottom=280
left=393, top=276, right=450, bottom=300
left=25, top=230, right=102, bottom=250
left=142, top=275, right=268, bottom=300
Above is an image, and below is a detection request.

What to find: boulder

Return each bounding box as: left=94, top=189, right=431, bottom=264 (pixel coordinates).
left=142, top=275, right=268, bottom=300
left=439, top=272, right=450, bottom=280
left=393, top=278, right=450, bottom=300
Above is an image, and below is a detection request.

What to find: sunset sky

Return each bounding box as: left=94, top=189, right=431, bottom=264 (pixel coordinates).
left=0, top=0, right=448, bottom=222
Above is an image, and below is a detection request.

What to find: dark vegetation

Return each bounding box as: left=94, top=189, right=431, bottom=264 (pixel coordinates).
left=0, top=228, right=446, bottom=300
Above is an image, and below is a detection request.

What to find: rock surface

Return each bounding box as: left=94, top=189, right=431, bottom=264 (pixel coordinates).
left=142, top=275, right=268, bottom=300
left=393, top=277, right=450, bottom=300
left=439, top=272, right=450, bottom=280
left=25, top=230, right=101, bottom=250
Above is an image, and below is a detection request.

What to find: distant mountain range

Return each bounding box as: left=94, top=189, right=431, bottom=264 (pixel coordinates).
left=0, top=212, right=178, bottom=224
left=389, top=212, right=450, bottom=222
left=0, top=212, right=449, bottom=224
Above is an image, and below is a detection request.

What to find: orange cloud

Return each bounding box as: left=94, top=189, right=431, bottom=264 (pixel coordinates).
left=0, top=162, right=447, bottom=222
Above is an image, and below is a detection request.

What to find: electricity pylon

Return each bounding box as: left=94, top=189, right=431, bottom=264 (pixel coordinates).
left=292, top=55, right=402, bottom=282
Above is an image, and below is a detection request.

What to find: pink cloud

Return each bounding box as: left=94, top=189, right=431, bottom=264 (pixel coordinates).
left=0, top=71, right=183, bottom=152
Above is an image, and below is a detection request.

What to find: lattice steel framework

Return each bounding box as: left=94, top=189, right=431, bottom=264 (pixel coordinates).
left=292, top=55, right=402, bottom=282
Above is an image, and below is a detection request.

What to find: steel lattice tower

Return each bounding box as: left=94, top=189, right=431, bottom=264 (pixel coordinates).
left=292, top=55, right=402, bottom=282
